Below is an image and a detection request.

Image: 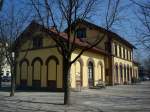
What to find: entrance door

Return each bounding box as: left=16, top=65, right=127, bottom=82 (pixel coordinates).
left=88, top=62, right=94, bottom=87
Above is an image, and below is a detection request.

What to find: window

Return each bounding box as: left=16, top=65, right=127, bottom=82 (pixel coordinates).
left=128, top=51, right=130, bottom=60
left=115, top=65, right=118, bottom=83
left=115, top=44, right=118, bottom=56
left=88, top=61, right=94, bottom=87
left=127, top=51, right=130, bottom=60
left=120, top=65, right=123, bottom=82
left=124, top=66, right=126, bottom=81
left=113, top=43, right=115, bottom=55
left=119, top=45, right=122, bottom=58
left=76, top=28, right=86, bottom=38
left=126, top=50, right=128, bottom=60
left=105, top=42, right=110, bottom=52
left=33, top=37, right=43, bottom=48
left=130, top=52, right=132, bottom=61
left=123, top=47, right=125, bottom=59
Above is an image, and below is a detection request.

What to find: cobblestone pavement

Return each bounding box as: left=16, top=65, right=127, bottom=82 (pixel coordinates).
left=0, top=81, right=150, bottom=112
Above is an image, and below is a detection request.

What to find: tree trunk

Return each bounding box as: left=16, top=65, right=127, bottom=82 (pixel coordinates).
left=10, top=65, right=16, bottom=96
left=63, top=57, right=71, bottom=105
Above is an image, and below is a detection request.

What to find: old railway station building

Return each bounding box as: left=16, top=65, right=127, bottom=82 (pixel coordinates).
left=15, top=19, right=139, bottom=91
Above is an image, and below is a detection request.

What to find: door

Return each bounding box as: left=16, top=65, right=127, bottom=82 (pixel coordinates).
left=88, top=62, right=94, bottom=87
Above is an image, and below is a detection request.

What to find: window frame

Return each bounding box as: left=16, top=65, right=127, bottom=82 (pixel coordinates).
left=32, top=37, right=43, bottom=49
left=119, top=45, right=122, bottom=58
left=76, top=28, right=86, bottom=38
left=115, top=44, right=118, bottom=56
left=123, top=47, right=125, bottom=59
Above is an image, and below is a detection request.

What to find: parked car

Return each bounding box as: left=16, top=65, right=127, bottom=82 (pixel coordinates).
left=2, top=76, right=11, bottom=82
left=144, top=76, right=150, bottom=81
left=140, top=76, right=150, bottom=81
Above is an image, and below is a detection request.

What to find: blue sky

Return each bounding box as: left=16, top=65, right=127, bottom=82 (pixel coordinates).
left=89, top=0, right=149, bottom=61
left=1, top=0, right=148, bottom=61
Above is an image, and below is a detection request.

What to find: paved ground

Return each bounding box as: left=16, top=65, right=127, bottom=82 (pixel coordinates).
left=0, top=81, right=150, bottom=112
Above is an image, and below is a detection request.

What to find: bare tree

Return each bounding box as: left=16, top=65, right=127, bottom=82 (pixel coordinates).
left=0, top=0, right=5, bottom=87
left=0, top=41, right=5, bottom=87
left=29, top=0, right=122, bottom=105
left=0, top=0, right=4, bottom=86
left=131, top=0, right=150, bottom=54
left=0, top=0, right=33, bottom=96
left=143, top=57, right=150, bottom=75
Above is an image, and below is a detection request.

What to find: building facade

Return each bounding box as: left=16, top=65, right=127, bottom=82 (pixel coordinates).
left=1, top=61, right=11, bottom=77
left=15, top=19, right=139, bottom=91
left=0, top=42, right=11, bottom=77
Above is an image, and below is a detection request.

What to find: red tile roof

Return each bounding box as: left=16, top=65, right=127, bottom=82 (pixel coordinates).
left=49, top=27, right=108, bottom=55
left=65, top=19, right=136, bottom=49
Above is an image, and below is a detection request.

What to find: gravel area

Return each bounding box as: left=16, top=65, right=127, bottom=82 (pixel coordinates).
left=0, top=81, right=150, bottom=112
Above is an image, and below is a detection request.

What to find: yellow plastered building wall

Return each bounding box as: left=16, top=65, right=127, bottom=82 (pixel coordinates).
left=16, top=20, right=139, bottom=90
left=16, top=30, right=106, bottom=90
left=111, top=39, right=137, bottom=84
left=70, top=50, right=105, bottom=88
left=70, top=23, right=109, bottom=50
left=133, top=64, right=139, bottom=79
left=16, top=34, right=63, bottom=89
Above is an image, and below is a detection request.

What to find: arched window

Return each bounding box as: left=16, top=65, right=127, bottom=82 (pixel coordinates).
left=115, top=64, right=118, bottom=83
left=123, top=47, right=125, bottom=59
left=46, top=56, right=59, bottom=90
left=130, top=67, right=132, bottom=78
left=31, top=57, right=43, bottom=88
left=127, top=66, right=130, bottom=81
left=120, top=65, right=123, bottom=83
left=88, top=61, right=94, bottom=87
left=119, top=45, right=122, bottom=58
left=20, top=58, right=29, bottom=88
left=115, top=43, right=118, bottom=56
left=124, top=65, right=126, bottom=82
